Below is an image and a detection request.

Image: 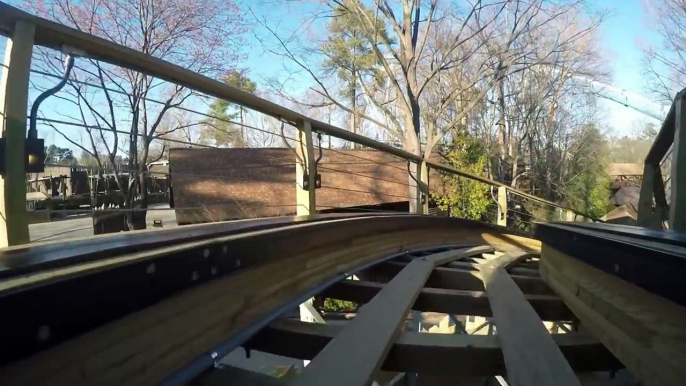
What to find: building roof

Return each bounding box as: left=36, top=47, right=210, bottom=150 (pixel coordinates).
left=610, top=186, right=640, bottom=207
left=608, top=163, right=643, bottom=177
left=602, top=203, right=638, bottom=226
left=169, top=148, right=444, bottom=224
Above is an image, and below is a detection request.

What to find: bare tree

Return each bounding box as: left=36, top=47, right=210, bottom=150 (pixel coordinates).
left=642, top=0, right=686, bottom=102
left=256, top=0, right=605, bottom=207
left=28, top=0, right=248, bottom=229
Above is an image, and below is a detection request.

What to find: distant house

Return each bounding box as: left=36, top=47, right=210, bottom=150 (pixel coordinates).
left=608, top=163, right=643, bottom=208
left=169, top=148, right=444, bottom=224
left=27, top=165, right=90, bottom=198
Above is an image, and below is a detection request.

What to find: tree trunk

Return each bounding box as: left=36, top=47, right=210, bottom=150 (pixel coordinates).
left=350, top=88, right=357, bottom=149
left=497, top=78, right=507, bottom=183
left=406, top=121, right=421, bottom=214
left=528, top=132, right=535, bottom=194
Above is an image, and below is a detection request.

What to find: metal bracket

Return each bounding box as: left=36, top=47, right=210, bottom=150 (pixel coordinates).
left=0, top=137, right=44, bottom=175
left=302, top=173, right=321, bottom=191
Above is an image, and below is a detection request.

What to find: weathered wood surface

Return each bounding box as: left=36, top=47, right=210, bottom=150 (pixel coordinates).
left=246, top=320, right=622, bottom=375
left=191, top=365, right=285, bottom=386
left=362, top=261, right=553, bottom=295
left=291, top=246, right=491, bottom=386
left=0, top=216, right=540, bottom=385
left=322, top=280, right=572, bottom=321
left=540, top=244, right=686, bottom=386
left=481, top=252, right=580, bottom=386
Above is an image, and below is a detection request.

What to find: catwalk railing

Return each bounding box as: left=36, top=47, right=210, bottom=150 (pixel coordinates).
left=637, top=87, right=686, bottom=231
left=0, top=2, right=598, bottom=247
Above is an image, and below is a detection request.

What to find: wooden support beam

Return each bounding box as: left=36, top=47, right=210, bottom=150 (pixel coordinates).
left=246, top=320, right=622, bottom=376
left=670, top=94, right=686, bottom=231
left=295, top=120, right=316, bottom=216
left=445, top=260, right=540, bottom=277
left=0, top=20, right=33, bottom=247
left=480, top=253, right=581, bottom=386
left=291, top=246, right=492, bottom=386
left=0, top=217, right=541, bottom=385
left=362, top=261, right=553, bottom=295
left=191, top=365, right=285, bottom=386
left=417, top=160, right=429, bottom=215
left=540, top=244, right=686, bottom=386
left=480, top=250, right=531, bottom=270
left=321, top=280, right=573, bottom=321
left=497, top=187, right=507, bottom=227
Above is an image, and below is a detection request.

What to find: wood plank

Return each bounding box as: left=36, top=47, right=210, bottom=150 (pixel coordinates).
left=363, top=261, right=553, bottom=295
left=0, top=217, right=539, bottom=386
left=0, top=19, right=33, bottom=247
left=191, top=365, right=285, bottom=386
left=671, top=94, right=686, bottom=231
left=445, top=260, right=540, bottom=276
left=540, top=244, right=686, bottom=386
left=291, top=246, right=491, bottom=386
left=479, top=250, right=531, bottom=270
left=481, top=253, right=581, bottom=386
left=246, top=320, right=622, bottom=375
left=322, top=280, right=571, bottom=320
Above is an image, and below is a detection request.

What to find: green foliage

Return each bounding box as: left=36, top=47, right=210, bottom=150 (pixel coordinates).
left=321, top=2, right=390, bottom=100
left=202, top=70, right=257, bottom=147
left=45, top=145, right=76, bottom=165
left=562, top=125, right=611, bottom=218
left=322, top=298, right=355, bottom=313
left=436, top=134, right=491, bottom=220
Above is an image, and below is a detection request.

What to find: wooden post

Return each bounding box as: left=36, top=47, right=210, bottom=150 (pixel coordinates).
left=0, top=21, right=34, bottom=247
left=564, top=209, right=575, bottom=222
left=415, top=160, right=429, bottom=215
left=294, top=121, right=319, bottom=363
left=670, top=95, right=686, bottom=231
left=497, top=186, right=507, bottom=226
left=295, top=120, right=316, bottom=216
left=637, top=163, right=656, bottom=228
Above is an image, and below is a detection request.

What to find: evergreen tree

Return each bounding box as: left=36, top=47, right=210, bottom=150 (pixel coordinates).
left=436, top=133, right=492, bottom=220
left=321, top=2, right=389, bottom=146
left=562, top=125, right=611, bottom=217
left=203, top=70, right=257, bottom=147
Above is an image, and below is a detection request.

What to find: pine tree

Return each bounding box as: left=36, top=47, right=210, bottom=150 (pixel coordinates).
left=321, top=2, right=389, bottom=146
left=203, top=70, right=257, bottom=147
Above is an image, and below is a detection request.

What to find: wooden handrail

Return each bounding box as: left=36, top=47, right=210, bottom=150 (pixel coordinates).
left=0, top=2, right=600, bottom=220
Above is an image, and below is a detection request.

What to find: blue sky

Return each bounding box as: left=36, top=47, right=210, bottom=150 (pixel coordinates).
left=0, top=0, right=671, bottom=151
left=598, top=0, right=667, bottom=132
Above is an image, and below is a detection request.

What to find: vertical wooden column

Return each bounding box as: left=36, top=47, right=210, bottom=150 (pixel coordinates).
left=414, top=160, right=429, bottom=215
left=295, top=120, right=316, bottom=216
left=497, top=186, right=507, bottom=226
left=637, top=163, right=656, bottom=228
left=670, top=95, right=686, bottom=231
left=0, top=21, right=34, bottom=247
left=564, top=209, right=575, bottom=222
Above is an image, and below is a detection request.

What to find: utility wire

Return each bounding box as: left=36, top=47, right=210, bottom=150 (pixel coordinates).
left=42, top=162, right=293, bottom=183
left=30, top=69, right=299, bottom=142
left=321, top=146, right=407, bottom=172
left=320, top=185, right=413, bottom=200
left=318, top=165, right=413, bottom=188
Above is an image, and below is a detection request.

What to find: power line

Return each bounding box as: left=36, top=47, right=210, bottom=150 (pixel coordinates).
left=36, top=117, right=220, bottom=149
left=318, top=165, right=413, bottom=188
left=31, top=204, right=298, bottom=215
left=320, top=185, right=413, bottom=200
left=42, top=162, right=294, bottom=182
left=30, top=68, right=299, bottom=142
left=321, top=146, right=408, bottom=172
left=317, top=205, right=405, bottom=214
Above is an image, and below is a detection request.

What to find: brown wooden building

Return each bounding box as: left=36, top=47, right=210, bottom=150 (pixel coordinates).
left=170, top=148, right=444, bottom=224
